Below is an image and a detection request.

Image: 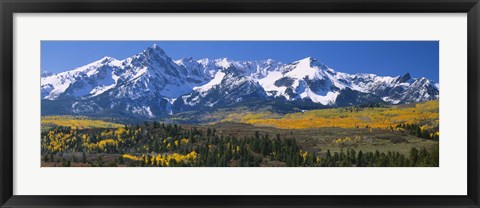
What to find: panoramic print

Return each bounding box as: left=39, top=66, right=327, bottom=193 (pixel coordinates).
left=41, top=41, right=439, bottom=167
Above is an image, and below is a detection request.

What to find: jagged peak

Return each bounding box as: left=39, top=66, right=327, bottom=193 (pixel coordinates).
left=175, top=57, right=197, bottom=64
left=98, top=56, right=116, bottom=63
left=257, top=58, right=281, bottom=65
left=141, top=44, right=168, bottom=58
left=41, top=70, right=53, bottom=77
left=223, top=64, right=240, bottom=75
left=294, top=57, right=328, bottom=69
left=175, top=57, right=207, bottom=76
left=65, top=56, right=117, bottom=74
left=197, top=58, right=209, bottom=64
left=213, top=58, right=233, bottom=68
left=297, top=56, right=314, bottom=63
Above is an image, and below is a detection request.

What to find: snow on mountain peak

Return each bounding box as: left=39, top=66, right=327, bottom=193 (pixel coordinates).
left=175, top=57, right=195, bottom=66
left=41, top=70, right=53, bottom=77
left=41, top=56, right=122, bottom=100
left=99, top=56, right=114, bottom=61
left=284, top=57, right=330, bottom=80
left=193, top=71, right=226, bottom=93
left=265, top=58, right=275, bottom=64
left=296, top=57, right=327, bottom=67
left=197, top=58, right=210, bottom=66
left=299, top=56, right=315, bottom=62
left=140, top=44, right=169, bottom=60
left=215, top=58, right=232, bottom=68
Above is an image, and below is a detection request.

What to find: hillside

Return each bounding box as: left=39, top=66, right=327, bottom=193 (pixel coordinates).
left=225, top=100, right=439, bottom=130
left=41, top=116, right=124, bottom=130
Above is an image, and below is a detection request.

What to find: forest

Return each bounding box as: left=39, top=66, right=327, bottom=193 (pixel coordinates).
left=41, top=118, right=439, bottom=167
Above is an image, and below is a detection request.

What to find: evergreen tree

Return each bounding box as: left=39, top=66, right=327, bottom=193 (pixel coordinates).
left=356, top=150, right=364, bottom=167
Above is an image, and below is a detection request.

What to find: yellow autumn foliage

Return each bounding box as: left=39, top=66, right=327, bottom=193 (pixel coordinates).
left=239, top=100, right=439, bottom=129
left=42, top=116, right=124, bottom=129
left=150, top=151, right=198, bottom=166
left=180, top=138, right=189, bottom=145
left=334, top=136, right=363, bottom=146
left=299, top=150, right=308, bottom=161
left=122, top=154, right=143, bottom=161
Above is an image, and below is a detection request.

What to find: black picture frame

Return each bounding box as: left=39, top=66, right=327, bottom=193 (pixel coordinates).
left=1, top=0, right=479, bottom=207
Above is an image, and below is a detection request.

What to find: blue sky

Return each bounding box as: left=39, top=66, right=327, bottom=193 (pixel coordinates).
left=41, top=41, right=439, bottom=81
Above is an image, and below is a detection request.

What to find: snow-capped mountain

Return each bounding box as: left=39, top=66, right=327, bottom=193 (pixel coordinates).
left=41, top=44, right=439, bottom=119
left=175, top=65, right=270, bottom=111
left=41, top=70, right=53, bottom=77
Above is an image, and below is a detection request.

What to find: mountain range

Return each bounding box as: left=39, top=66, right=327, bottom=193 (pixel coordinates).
left=41, top=44, right=439, bottom=121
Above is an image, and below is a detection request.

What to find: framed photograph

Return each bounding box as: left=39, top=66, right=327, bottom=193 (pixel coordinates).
left=1, top=0, right=479, bottom=207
